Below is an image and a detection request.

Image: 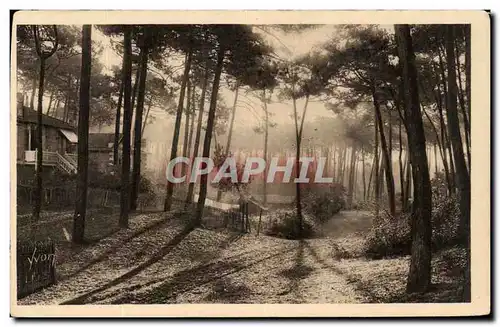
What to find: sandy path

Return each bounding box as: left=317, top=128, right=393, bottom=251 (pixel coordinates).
left=85, top=211, right=373, bottom=304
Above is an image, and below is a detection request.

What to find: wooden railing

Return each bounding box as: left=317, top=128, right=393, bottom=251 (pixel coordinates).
left=24, top=150, right=58, bottom=165
left=23, top=150, right=77, bottom=174
left=64, top=153, right=77, bottom=166
left=56, top=152, right=77, bottom=174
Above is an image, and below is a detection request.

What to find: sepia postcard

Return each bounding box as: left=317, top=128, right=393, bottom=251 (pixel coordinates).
left=10, top=10, right=490, bottom=318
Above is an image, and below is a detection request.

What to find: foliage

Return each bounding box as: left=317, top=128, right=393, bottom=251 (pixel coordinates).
left=264, top=209, right=315, bottom=240
left=302, top=183, right=346, bottom=222
left=211, top=143, right=251, bottom=193
left=87, top=162, right=156, bottom=196
left=363, top=177, right=461, bottom=259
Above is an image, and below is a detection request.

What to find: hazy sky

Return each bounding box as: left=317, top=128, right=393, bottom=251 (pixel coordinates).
left=92, top=25, right=341, bottom=137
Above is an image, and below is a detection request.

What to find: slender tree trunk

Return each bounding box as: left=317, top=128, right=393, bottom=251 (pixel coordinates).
left=372, top=89, right=396, bottom=216
left=445, top=25, right=471, bottom=301
left=141, top=99, right=152, bottom=135
left=47, top=90, right=54, bottom=114
left=378, top=159, right=385, bottom=200
left=30, top=75, right=37, bottom=109
left=332, top=146, right=337, bottom=182
left=119, top=26, right=133, bottom=228
left=434, top=143, right=438, bottom=176
left=32, top=57, right=46, bottom=221
left=342, top=146, right=348, bottom=186
left=113, top=82, right=124, bottom=165
left=362, top=147, right=366, bottom=202
left=292, top=93, right=309, bottom=237
left=403, top=151, right=411, bottom=211
left=130, top=65, right=141, bottom=145
left=63, top=78, right=72, bottom=123
left=186, top=84, right=196, bottom=159
left=422, top=103, right=450, bottom=191
left=336, top=145, right=343, bottom=184
left=185, top=63, right=209, bottom=208
left=195, top=42, right=225, bottom=224
left=435, top=82, right=454, bottom=193
left=437, top=46, right=457, bottom=193
left=455, top=42, right=471, bottom=171
left=130, top=33, right=150, bottom=211
left=464, top=24, right=471, bottom=140
left=366, top=154, right=375, bottom=202
left=347, top=144, right=357, bottom=208
left=164, top=49, right=192, bottom=211
left=398, top=119, right=405, bottom=211
left=54, top=99, right=60, bottom=117
left=374, top=113, right=380, bottom=217
left=216, top=82, right=240, bottom=201
left=395, top=24, right=432, bottom=293
left=181, top=77, right=192, bottom=177
left=73, top=25, right=92, bottom=243
left=262, top=89, right=269, bottom=206
left=72, top=77, right=80, bottom=124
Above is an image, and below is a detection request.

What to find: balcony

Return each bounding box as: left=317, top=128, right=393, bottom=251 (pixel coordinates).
left=21, top=150, right=77, bottom=174
left=23, top=150, right=58, bottom=166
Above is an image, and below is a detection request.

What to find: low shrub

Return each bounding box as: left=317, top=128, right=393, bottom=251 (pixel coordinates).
left=302, top=183, right=346, bottom=222
left=363, top=211, right=412, bottom=259
left=264, top=209, right=315, bottom=239
left=363, top=195, right=461, bottom=259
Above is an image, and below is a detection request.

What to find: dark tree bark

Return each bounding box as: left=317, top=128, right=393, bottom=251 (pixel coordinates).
left=262, top=89, right=269, bottom=206
left=395, top=24, right=432, bottom=293
left=436, top=47, right=457, bottom=193
left=182, top=77, right=192, bottom=176
left=195, top=42, right=226, bottom=225
left=332, top=146, right=337, bottom=182
left=32, top=25, right=58, bottom=221
left=141, top=99, right=152, bottom=135
left=216, top=82, right=240, bottom=202
left=72, top=25, right=92, bottom=243
left=398, top=119, right=406, bottom=210
left=129, top=64, right=141, bottom=141
left=342, top=146, right=348, bottom=186
left=404, top=153, right=411, bottom=211
left=130, top=30, right=150, bottom=211
left=113, top=82, right=124, bottom=165
left=47, top=90, right=54, bottom=114
left=30, top=75, right=37, bottom=109
left=292, top=94, right=309, bottom=237
left=72, top=77, right=81, bottom=124
left=454, top=41, right=471, bottom=170
left=374, top=113, right=380, bottom=217
left=185, top=63, right=209, bottom=208
left=186, top=84, right=196, bottom=159
left=372, top=89, right=396, bottom=216
left=464, top=24, right=471, bottom=135
left=347, top=144, right=357, bottom=209
left=361, top=146, right=367, bottom=202
left=366, top=153, right=375, bottom=202
left=32, top=61, right=46, bottom=221
left=421, top=100, right=450, bottom=192
left=445, top=25, right=471, bottom=301
left=164, top=49, right=192, bottom=211
left=119, top=26, right=134, bottom=228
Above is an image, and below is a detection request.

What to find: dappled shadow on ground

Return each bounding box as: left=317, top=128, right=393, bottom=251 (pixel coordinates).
left=79, top=230, right=250, bottom=304
left=57, top=212, right=177, bottom=281
left=278, top=240, right=313, bottom=303
left=203, top=278, right=253, bottom=303
left=61, top=222, right=195, bottom=305
left=111, top=244, right=295, bottom=304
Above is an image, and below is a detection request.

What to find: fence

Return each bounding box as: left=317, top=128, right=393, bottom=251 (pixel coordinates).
left=16, top=240, right=56, bottom=299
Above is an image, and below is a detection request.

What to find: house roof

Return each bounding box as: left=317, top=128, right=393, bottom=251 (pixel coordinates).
left=89, top=133, right=122, bottom=150
left=17, top=107, right=75, bottom=131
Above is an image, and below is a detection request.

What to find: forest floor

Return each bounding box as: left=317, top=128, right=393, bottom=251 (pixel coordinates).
left=17, top=209, right=466, bottom=305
